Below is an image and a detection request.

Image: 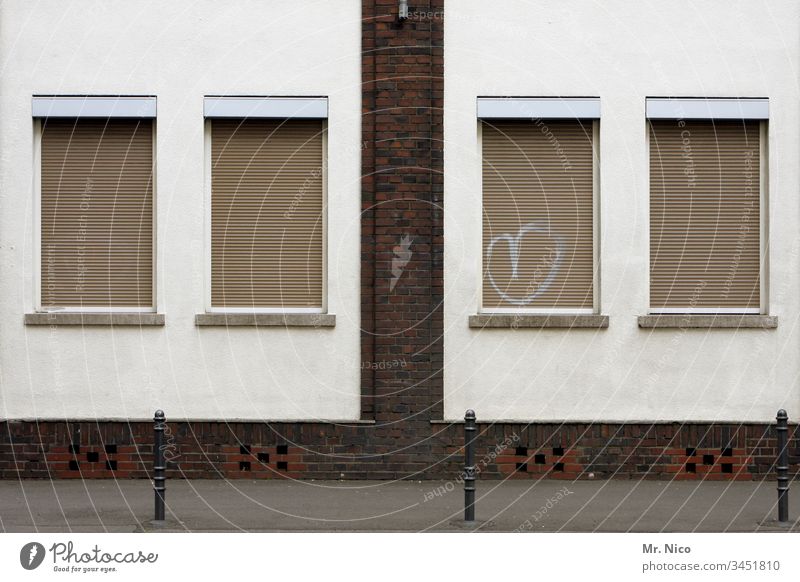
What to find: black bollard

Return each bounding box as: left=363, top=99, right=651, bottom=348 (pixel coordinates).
left=153, top=410, right=166, bottom=522
left=464, top=409, right=476, bottom=523
left=776, top=409, right=789, bottom=523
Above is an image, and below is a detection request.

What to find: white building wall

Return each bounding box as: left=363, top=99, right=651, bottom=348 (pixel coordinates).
left=444, top=0, right=800, bottom=421
left=0, top=0, right=363, bottom=420
left=2, top=0, right=799, bottom=424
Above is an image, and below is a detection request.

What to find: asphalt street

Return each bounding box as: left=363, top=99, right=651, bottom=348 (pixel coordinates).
left=1, top=478, right=798, bottom=533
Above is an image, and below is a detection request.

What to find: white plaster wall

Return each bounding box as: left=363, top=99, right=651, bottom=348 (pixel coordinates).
left=0, top=0, right=362, bottom=420
left=444, top=0, right=800, bottom=421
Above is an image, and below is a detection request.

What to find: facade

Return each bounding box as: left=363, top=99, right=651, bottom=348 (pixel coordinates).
left=1, top=0, right=799, bottom=480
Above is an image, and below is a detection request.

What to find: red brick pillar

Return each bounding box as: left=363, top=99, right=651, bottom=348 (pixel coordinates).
left=361, top=1, right=444, bottom=424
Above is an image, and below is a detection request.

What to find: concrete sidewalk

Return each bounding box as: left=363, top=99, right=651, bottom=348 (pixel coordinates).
left=1, top=479, right=798, bottom=533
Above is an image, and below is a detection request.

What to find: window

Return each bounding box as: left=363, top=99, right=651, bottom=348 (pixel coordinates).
left=647, top=98, right=767, bottom=313
left=478, top=98, right=598, bottom=313
left=205, top=98, right=326, bottom=311
left=35, top=97, right=156, bottom=311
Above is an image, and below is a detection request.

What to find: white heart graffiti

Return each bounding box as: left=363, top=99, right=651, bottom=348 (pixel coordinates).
left=485, top=221, right=565, bottom=305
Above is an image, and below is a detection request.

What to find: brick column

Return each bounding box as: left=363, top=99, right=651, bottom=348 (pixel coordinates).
left=361, top=1, right=444, bottom=423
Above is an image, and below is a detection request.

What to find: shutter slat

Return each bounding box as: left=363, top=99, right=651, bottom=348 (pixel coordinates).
left=649, top=120, right=760, bottom=310
left=482, top=121, right=594, bottom=309
left=40, top=119, right=153, bottom=308
left=211, top=119, right=324, bottom=308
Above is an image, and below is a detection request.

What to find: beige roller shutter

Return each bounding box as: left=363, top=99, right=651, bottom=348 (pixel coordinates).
left=649, top=120, right=760, bottom=311
left=211, top=119, right=324, bottom=308
left=481, top=120, right=595, bottom=310
left=40, top=119, right=154, bottom=309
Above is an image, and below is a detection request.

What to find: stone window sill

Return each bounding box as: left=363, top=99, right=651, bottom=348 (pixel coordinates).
left=468, top=314, right=609, bottom=329
left=25, top=313, right=165, bottom=326
left=638, top=314, right=777, bottom=329
left=195, top=313, right=335, bottom=327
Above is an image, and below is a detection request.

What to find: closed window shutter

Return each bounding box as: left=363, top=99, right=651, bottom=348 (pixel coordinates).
left=649, top=120, right=760, bottom=310
left=481, top=120, right=594, bottom=309
left=40, top=119, right=154, bottom=309
left=211, top=119, right=324, bottom=308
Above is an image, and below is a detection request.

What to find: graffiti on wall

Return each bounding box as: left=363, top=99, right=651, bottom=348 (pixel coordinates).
left=485, top=221, right=565, bottom=305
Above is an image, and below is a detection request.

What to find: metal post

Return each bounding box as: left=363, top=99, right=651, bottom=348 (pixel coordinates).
left=776, top=409, right=789, bottom=523
left=153, top=410, right=166, bottom=522
left=398, top=0, right=409, bottom=20
left=464, top=409, right=476, bottom=523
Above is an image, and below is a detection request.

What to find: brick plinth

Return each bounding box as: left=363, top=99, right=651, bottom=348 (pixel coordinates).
left=2, top=420, right=796, bottom=481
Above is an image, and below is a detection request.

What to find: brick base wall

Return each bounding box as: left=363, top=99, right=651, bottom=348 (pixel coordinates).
left=2, top=420, right=795, bottom=481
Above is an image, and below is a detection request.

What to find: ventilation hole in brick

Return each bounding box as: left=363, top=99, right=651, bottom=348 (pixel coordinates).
left=68, top=444, right=80, bottom=454
left=104, top=444, right=117, bottom=455
left=239, top=461, right=251, bottom=471
left=69, top=460, right=80, bottom=471
left=534, top=454, right=546, bottom=464
left=86, top=452, right=99, bottom=463
left=105, top=460, right=117, bottom=471
left=686, top=463, right=696, bottom=473
left=685, top=447, right=697, bottom=457
left=552, top=447, right=564, bottom=456
left=516, top=462, right=528, bottom=472
left=721, top=463, right=733, bottom=474
left=515, top=446, right=527, bottom=457
left=257, top=452, right=270, bottom=463
left=703, top=454, right=714, bottom=466
left=276, top=445, right=288, bottom=455
left=277, top=461, right=288, bottom=470
left=240, top=444, right=251, bottom=455
left=553, top=462, right=564, bottom=472
left=722, top=447, right=733, bottom=457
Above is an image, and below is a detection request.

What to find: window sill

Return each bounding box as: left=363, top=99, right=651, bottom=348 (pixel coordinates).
left=25, top=313, right=165, bottom=326
left=195, top=313, right=335, bottom=327
left=638, top=314, right=777, bottom=329
left=468, top=314, right=609, bottom=329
